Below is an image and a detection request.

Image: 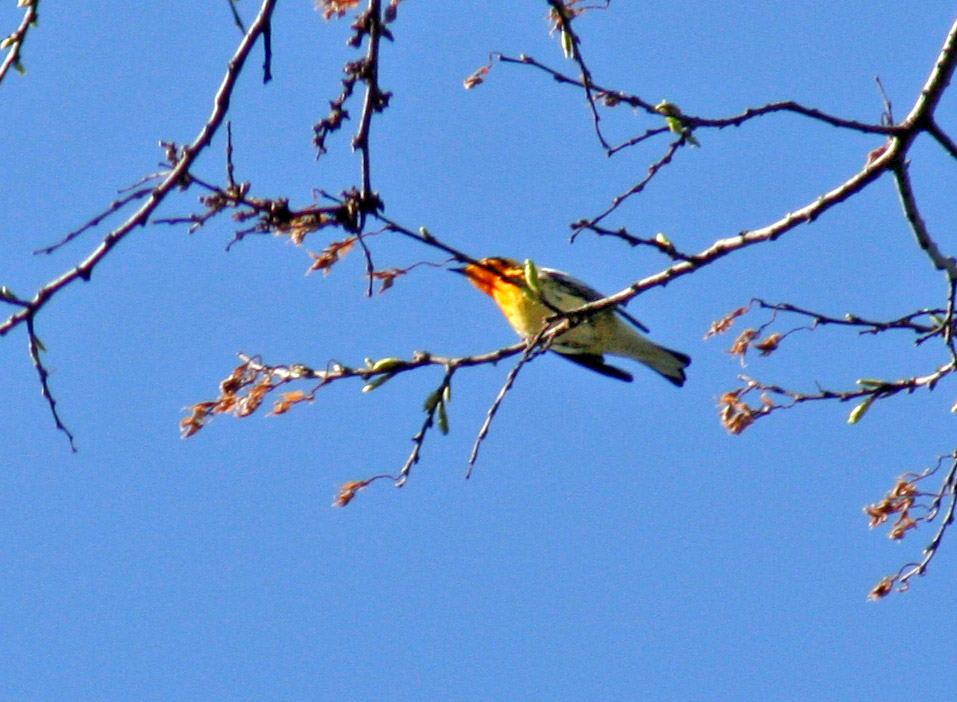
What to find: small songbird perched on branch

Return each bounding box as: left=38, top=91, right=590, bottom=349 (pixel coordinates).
left=455, top=257, right=690, bottom=386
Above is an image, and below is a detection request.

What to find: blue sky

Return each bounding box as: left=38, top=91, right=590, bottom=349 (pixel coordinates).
left=2, top=2, right=957, bottom=700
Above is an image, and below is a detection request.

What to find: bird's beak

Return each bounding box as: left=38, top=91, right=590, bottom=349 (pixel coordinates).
left=450, top=265, right=468, bottom=275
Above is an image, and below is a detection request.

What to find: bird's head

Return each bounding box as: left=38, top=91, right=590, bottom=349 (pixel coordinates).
left=452, top=257, right=523, bottom=296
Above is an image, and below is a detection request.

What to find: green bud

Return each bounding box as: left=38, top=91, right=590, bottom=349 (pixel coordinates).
left=847, top=396, right=875, bottom=424
left=561, top=28, right=575, bottom=59
left=655, top=101, right=699, bottom=146
left=655, top=101, right=682, bottom=119
left=371, top=357, right=403, bottom=372
left=437, top=399, right=449, bottom=434
left=362, top=372, right=396, bottom=393
left=654, top=232, right=673, bottom=248
left=423, top=388, right=441, bottom=412
left=289, top=363, right=312, bottom=378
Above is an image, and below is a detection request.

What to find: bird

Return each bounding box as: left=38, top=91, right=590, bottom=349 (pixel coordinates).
left=455, top=256, right=690, bottom=385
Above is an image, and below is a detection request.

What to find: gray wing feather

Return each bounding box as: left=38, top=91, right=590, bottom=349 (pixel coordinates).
left=540, top=267, right=650, bottom=332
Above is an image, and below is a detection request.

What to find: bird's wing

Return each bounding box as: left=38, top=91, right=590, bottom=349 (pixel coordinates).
left=539, top=268, right=605, bottom=303
left=615, top=308, right=650, bottom=333
left=554, top=352, right=634, bottom=382
left=540, top=268, right=650, bottom=332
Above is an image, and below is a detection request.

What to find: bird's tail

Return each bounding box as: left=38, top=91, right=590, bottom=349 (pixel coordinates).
left=613, top=331, right=691, bottom=387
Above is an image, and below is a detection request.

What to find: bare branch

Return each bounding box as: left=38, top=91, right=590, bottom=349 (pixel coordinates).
left=868, top=452, right=957, bottom=598
left=0, top=0, right=277, bottom=342
left=260, top=7, right=273, bottom=83
left=718, top=361, right=956, bottom=435
left=498, top=53, right=895, bottom=136
left=25, top=316, right=76, bottom=452
left=545, top=0, right=610, bottom=149
left=497, top=52, right=658, bottom=115
left=225, top=0, right=247, bottom=33
left=748, top=299, right=942, bottom=337
left=0, top=0, right=278, bottom=447
left=466, top=336, right=551, bottom=479
left=874, top=76, right=895, bottom=125
left=0, top=0, right=38, bottom=86
left=571, top=224, right=696, bottom=261
left=901, top=17, right=957, bottom=127
left=567, top=140, right=900, bottom=319
left=607, top=125, right=671, bottom=155
left=33, top=183, right=157, bottom=256
left=571, top=136, right=686, bottom=238
left=352, top=0, right=390, bottom=221
left=181, top=342, right=528, bottom=438
left=891, top=162, right=957, bottom=280
left=395, top=367, right=456, bottom=487
left=896, top=453, right=957, bottom=590
left=926, top=119, right=957, bottom=160
left=689, top=101, right=895, bottom=136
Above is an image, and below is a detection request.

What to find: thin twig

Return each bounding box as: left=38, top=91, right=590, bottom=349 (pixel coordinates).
left=943, top=278, right=957, bottom=357
left=573, top=223, right=696, bottom=261
left=260, top=9, right=273, bottom=83
left=571, top=136, right=685, bottom=239
left=926, top=118, right=957, bottom=160
left=395, top=367, right=455, bottom=487
left=498, top=53, right=659, bottom=113
left=1, top=0, right=278, bottom=447
left=349, top=0, right=389, bottom=294
left=690, top=101, right=896, bottom=135
left=0, top=0, right=38, bottom=86
left=354, top=0, right=385, bottom=209
left=607, top=125, right=671, bottom=155
left=723, top=361, right=956, bottom=433
left=25, top=316, right=76, bottom=451
left=545, top=0, right=610, bottom=150
left=901, top=17, right=957, bottom=127
left=0, top=0, right=278, bottom=342
left=466, top=339, right=550, bottom=479
left=897, top=453, right=957, bottom=589
left=498, top=53, right=895, bottom=136
left=567, top=138, right=900, bottom=318
left=750, top=299, right=942, bottom=336
left=875, top=75, right=895, bottom=125
left=225, top=121, right=237, bottom=187
left=225, top=0, right=247, bottom=33
left=891, top=162, right=957, bottom=280
left=33, top=185, right=157, bottom=255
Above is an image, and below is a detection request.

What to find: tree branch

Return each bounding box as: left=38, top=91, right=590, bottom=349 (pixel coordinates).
left=891, top=162, right=957, bottom=280
left=926, top=119, right=957, bottom=160
left=0, top=0, right=38, bottom=86
left=566, top=140, right=899, bottom=318
left=0, top=0, right=278, bottom=341
left=0, top=0, right=278, bottom=446
left=544, top=0, right=610, bottom=149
